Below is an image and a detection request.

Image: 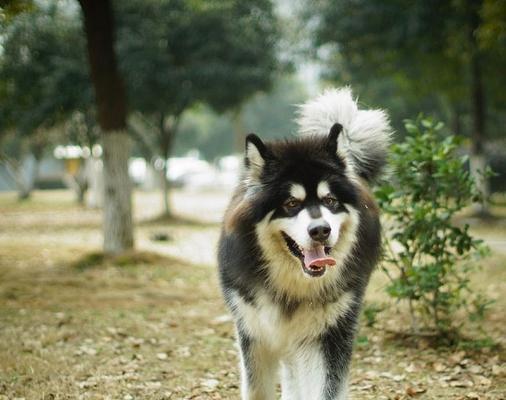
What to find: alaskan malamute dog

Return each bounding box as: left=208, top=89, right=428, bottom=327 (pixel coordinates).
left=218, top=88, right=392, bottom=400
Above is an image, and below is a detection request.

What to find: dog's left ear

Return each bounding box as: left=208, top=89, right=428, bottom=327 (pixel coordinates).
left=245, top=133, right=270, bottom=185
left=326, top=123, right=342, bottom=155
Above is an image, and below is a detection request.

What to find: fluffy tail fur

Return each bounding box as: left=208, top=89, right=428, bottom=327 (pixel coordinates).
left=296, top=87, right=393, bottom=183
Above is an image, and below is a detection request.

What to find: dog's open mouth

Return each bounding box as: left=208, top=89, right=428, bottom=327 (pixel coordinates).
left=281, top=232, right=336, bottom=277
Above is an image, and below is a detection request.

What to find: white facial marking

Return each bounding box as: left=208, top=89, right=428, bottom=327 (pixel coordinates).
left=289, top=183, right=306, bottom=201
left=317, top=181, right=330, bottom=199
left=275, top=208, right=313, bottom=249
left=320, top=206, right=346, bottom=244
left=255, top=203, right=361, bottom=299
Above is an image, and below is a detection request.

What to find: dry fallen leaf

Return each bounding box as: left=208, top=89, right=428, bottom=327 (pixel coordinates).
left=491, top=364, right=504, bottom=376
left=405, top=363, right=418, bottom=373
left=468, top=365, right=483, bottom=374
left=406, top=385, right=427, bottom=396
left=474, top=375, right=491, bottom=387
left=364, top=370, right=380, bottom=379
left=449, top=351, right=466, bottom=365
left=433, top=362, right=447, bottom=372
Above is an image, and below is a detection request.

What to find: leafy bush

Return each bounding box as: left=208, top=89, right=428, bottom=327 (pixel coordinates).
left=376, top=117, right=491, bottom=335
left=362, top=302, right=385, bottom=328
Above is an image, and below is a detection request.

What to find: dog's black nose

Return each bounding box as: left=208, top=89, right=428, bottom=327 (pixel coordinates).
left=308, top=221, right=331, bottom=242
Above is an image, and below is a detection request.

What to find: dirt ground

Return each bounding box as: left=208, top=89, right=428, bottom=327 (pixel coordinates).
left=0, top=189, right=505, bottom=400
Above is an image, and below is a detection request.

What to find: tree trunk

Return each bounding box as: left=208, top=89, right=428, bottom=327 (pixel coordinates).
left=159, top=113, right=173, bottom=217
left=470, top=54, right=489, bottom=214
left=86, top=156, right=104, bottom=209
left=162, top=159, right=170, bottom=216
left=16, top=154, right=38, bottom=200
left=63, top=168, right=88, bottom=205
left=75, top=167, right=88, bottom=205
left=1, top=155, right=31, bottom=200
left=451, top=105, right=462, bottom=137
left=78, top=0, right=134, bottom=253
left=76, top=184, right=86, bottom=204
left=102, top=132, right=134, bottom=253
left=469, top=0, right=489, bottom=215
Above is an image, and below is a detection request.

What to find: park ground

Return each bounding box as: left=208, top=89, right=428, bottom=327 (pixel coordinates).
left=0, top=189, right=505, bottom=399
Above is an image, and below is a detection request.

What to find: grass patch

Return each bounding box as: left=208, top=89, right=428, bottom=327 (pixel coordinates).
left=140, top=212, right=220, bottom=228
left=456, top=336, right=500, bottom=351
left=70, top=250, right=178, bottom=271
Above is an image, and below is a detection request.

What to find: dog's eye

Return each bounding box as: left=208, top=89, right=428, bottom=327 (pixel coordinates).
left=322, top=195, right=338, bottom=208
left=284, top=198, right=301, bottom=210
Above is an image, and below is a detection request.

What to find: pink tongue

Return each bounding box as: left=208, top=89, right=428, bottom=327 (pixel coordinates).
left=303, top=245, right=336, bottom=268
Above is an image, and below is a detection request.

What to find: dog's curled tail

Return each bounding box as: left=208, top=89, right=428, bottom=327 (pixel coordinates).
left=296, top=87, right=393, bottom=183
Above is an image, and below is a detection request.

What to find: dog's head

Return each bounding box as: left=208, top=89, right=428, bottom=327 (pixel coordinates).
left=244, top=124, right=361, bottom=280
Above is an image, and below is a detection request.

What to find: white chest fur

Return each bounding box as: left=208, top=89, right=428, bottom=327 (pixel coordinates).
left=233, top=291, right=354, bottom=354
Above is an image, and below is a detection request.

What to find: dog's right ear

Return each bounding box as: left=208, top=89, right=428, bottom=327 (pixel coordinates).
left=326, top=123, right=342, bottom=155
left=245, top=133, right=269, bottom=185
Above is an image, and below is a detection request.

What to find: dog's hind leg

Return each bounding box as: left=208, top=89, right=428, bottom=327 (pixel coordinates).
left=238, top=332, right=278, bottom=400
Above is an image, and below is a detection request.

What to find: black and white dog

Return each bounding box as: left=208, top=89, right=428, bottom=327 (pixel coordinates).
left=218, top=88, right=392, bottom=400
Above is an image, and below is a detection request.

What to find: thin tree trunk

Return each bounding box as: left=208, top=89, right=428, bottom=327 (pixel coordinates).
left=469, top=0, right=489, bottom=215
left=86, top=156, right=104, bottom=209
left=408, top=299, right=418, bottom=334
left=162, top=159, right=170, bottom=216
left=63, top=169, right=87, bottom=205
left=159, top=112, right=173, bottom=216
left=78, top=0, right=134, bottom=253
left=16, top=154, right=38, bottom=200
left=76, top=184, right=86, bottom=204
left=451, top=105, right=462, bottom=137
left=470, top=52, right=488, bottom=210
left=75, top=166, right=88, bottom=205
left=1, top=156, right=38, bottom=200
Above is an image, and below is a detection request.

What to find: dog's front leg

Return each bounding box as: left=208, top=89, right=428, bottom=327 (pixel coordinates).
left=318, top=321, right=356, bottom=400
left=280, top=359, right=300, bottom=400
left=237, top=332, right=278, bottom=400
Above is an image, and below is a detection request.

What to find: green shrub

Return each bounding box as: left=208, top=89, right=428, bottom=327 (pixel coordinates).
left=362, top=302, right=385, bottom=328
left=376, top=117, right=491, bottom=335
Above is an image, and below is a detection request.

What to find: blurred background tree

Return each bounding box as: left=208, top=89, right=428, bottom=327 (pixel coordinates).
left=0, top=1, right=91, bottom=199
left=175, top=76, right=307, bottom=160
left=308, top=0, right=506, bottom=213
left=115, top=0, right=281, bottom=216
left=0, top=0, right=284, bottom=250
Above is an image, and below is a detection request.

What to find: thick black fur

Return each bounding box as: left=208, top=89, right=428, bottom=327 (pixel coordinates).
left=218, top=132, right=382, bottom=399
